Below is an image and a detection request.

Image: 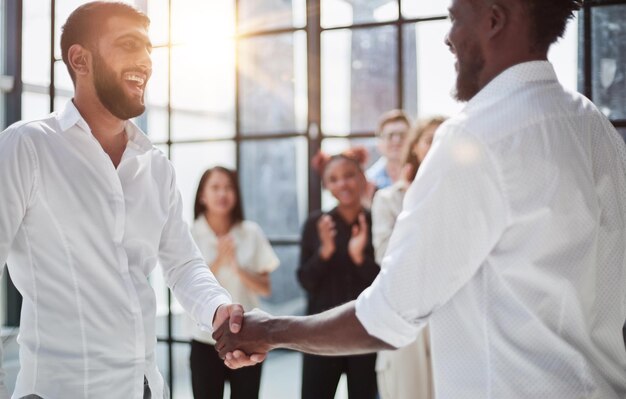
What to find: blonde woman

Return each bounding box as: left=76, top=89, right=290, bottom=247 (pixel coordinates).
left=372, top=116, right=446, bottom=399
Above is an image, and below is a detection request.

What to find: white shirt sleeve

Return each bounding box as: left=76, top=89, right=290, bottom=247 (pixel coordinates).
left=158, top=164, right=231, bottom=332
left=356, top=126, right=508, bottom=348
left=0, top=126, right=37, bottom=399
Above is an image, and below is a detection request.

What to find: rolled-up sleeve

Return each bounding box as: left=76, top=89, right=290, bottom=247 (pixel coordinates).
left=158, top=164, right=231, bottom=332
left=356, top=126, right=508, bottom=348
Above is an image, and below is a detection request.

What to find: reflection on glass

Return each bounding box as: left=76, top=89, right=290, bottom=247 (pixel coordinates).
left=322, top=26, right=398, bottom=135
left=592, top=5, right=626, bottom=120
left=321, top=137, right=378, bottom=210
left=238, top=0, right=306, bottom=33
left=239, top=138, right=308, bottom=238
left=239, top=32, right=307, bottom=135
left=170, top=142, right=236, bottom=224
left=403, top=21, right=462, bottom=121
left=260, top=245, right=305, bottom=307
left=322, top=0, right=397, bottom=28
left=23, top=0, right=51, bottom=86
left=402, top=0, right=448, bottom=19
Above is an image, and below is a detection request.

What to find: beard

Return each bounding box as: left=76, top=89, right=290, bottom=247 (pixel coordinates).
left=452, top=43, right=485, bottom=102
left=92, top=52, right=146, bottom=120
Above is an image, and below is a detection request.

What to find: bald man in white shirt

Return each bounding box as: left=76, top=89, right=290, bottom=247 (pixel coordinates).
left=214, top=1, right=626, bottom=398
left=0, top=3, right=243, bottom=398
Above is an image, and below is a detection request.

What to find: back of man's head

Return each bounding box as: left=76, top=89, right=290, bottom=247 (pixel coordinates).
left=518, top=0, right=582, bottom=53
left=60, top=1, right=150, bottom=84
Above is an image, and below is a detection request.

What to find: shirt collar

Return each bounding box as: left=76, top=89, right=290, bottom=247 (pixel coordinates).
left=56, top=100, right=154, bottom=154
left=464, top=61, right=558, bottom=111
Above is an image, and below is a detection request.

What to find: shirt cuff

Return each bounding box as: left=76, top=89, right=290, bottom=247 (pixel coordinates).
left=197, top=294, right=233, bottom=333
left=355, top=279, right=421, bottom=348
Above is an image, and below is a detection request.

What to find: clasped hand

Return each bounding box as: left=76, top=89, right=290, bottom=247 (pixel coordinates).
left=213, top=309, right=273, bottom=369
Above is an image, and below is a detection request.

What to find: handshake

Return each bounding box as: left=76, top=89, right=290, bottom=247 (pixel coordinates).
left=212, top=301, right=393, bottom=369
left=213, top=308, right=275, bottom=369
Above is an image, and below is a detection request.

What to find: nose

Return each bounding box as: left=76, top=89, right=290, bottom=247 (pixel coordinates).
left=444, top=33, right=451, bottom=49
left=136, top=48, right=152, bottom=74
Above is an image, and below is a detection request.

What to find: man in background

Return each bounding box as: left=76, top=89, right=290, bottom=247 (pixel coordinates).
left=215, top=1, right=626, bottom=398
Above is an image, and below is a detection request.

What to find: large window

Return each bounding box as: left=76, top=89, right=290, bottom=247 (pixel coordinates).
left=3, top=0, right=626, bottom=397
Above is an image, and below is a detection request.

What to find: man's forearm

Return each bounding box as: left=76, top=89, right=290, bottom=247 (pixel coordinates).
left=268, top=301, right=394, bottom=355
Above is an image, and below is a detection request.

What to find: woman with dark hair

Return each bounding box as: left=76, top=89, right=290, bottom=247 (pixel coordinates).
left=189, top=166, right=279, bottom=399
left=297, top=148, right=380, bottom=399
left=371, top=116, right=447, bottom=399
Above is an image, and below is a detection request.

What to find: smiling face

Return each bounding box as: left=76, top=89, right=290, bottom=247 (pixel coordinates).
left=323, top=157, right=365, bottom=207
left=201, top=170, right=237, bottom=219
left=445, top=0, right=486, bottom=102
left=91, top=16, right=152, bottom=119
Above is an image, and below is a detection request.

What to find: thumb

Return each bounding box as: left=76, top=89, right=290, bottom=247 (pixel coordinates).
left=351, top=224, right=359, bottom=237
left=228, top=304, right=244, bottom=333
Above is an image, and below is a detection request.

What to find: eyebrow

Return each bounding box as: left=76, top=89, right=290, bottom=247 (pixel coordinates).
left=115, top=33, right=153, bottom=52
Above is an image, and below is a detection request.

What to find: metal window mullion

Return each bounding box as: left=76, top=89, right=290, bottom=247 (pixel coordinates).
left=307, top=0, right=322, bottom=213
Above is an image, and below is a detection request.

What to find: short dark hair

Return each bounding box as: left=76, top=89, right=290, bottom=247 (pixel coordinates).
left=376, top=109, right=411, bottom=137
left=525, top=0, right=582, bottom=52
left=60, top=1, right=150, bottom=84
left=193, top=166, right=245, bottom=225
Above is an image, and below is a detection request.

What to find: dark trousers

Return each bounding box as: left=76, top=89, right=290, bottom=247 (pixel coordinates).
left=301, top=353, right=377, bottom=399
left=190, top=339, right=263, bottom=399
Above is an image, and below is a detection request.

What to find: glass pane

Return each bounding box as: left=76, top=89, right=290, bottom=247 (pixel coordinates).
left=54, top=60, right=73, bottom=94
left=171, top=343, right=192, bottom=398
left=260, top=245, right=306, bottom=310
left=170, top=142, right=236, bottom=224
left=239, top=32, right=308, bottom=135
left=402, top=0, right=448, bottom=19
left=592, top=5, right=626, bottom=120
left=145, top=106, right=169, bottom=143
left=238, top=0, right=307, bottom=33
left=320, top=137, right=377, bottom=210
left=548, top=12, right=579, bottom=93
left=171, top=43, right=235, bottom=140
left=322, top=26, right=398, bottom=135
left=54, top=95, right=71, bottom=113
left=0, top=0, right=5, bottom=130
left=239, top=138, right=308, bottom=238
left=172, top=0, right=234, bottom=45
left=617, top=127, right=626, bottom=143
left=146, top=0, right=169, bottom=46
left=22, top=91, right=50, bottom=121
left=322, top=0, right=398, bottom=28
left=403, top=20, right=463, bottom=121
left=23, top=0, right=51, bottom=86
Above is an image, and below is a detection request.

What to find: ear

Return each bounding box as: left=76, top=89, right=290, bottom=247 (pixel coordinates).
left=67, top=44, right=91, bottom=77
left=487, top=2, right=508, bottom=39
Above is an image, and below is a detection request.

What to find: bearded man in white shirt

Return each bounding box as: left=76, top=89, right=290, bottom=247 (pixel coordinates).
left=0, top=2, right=244, bottom=398
left=213, top=0, right=626, bottom=398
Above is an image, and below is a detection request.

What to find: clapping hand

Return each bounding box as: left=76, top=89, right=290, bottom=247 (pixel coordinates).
left=348, top=213, right=368, bottom=265
left=317, top=214, right=337, bottom=260
left=213, top=309, right=273, bottom=369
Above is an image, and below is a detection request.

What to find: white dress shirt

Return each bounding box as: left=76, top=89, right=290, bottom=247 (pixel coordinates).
left=190, top=218, right=279, bottom=344
left=356, top=61, right=626, bottom=398
left=0, top=101, right=231, bottom=399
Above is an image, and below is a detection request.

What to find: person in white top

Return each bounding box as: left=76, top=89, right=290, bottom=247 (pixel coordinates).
left=371, top=116, right=446, bottom=399
left=189, top=167, right=279, bottom=399
left=0, top=3, right=243, bottom=398
left=213, top=1, right=626, bottom=398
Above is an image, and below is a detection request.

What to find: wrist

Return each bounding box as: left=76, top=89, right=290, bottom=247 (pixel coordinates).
left=319, top=246, right=333, bottom=260
left=349, top=252, right=364, bottom=265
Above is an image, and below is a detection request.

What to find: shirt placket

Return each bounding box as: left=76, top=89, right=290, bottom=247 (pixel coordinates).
left=93, top=136, right=146, bottom=399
